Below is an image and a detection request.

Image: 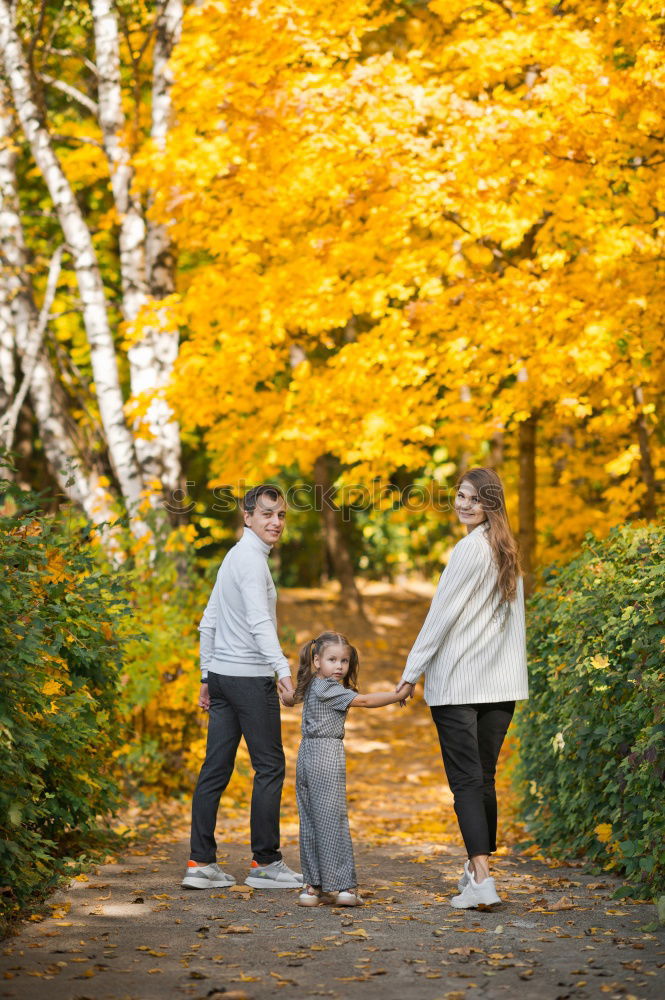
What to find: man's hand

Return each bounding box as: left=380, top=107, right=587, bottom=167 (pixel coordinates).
left=395, top=680, right=415, bottom=704
left=277, top=675, right=295, bottom=707
left=198, top=682, right=210, bottom=712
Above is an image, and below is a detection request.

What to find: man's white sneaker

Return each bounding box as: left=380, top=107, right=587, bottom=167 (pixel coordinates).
left=244, top=859, right=303, bottom=889
left=181, top=862, right=236, bottom=889
left=457, top=859, right=473, bottom=892
left=451, top=872, right=501, bottom=909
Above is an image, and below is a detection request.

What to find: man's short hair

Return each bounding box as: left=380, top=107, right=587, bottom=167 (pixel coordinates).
left=242, top=484, right=285, bottom=515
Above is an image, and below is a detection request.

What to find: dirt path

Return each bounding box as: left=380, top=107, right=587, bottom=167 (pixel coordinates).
left=2, top=587, right=663, bottom=998
left=1, top=840, right=662, bottom=1000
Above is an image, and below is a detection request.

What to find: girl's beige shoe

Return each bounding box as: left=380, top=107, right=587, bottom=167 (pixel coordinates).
left=332, top=889, right=361, bottom=906
left=297, top=885, right=325, bottom=906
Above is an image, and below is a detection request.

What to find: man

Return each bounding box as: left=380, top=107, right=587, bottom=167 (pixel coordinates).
left=182, top=484, right=302, bottom=890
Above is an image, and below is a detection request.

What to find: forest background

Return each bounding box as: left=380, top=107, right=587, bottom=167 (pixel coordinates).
left=0, top=0, right=663, bottom=923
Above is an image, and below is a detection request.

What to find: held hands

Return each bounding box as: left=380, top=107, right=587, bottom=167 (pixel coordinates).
left=198, top=683, right=210, bottom=712
left=395, top=680, right=416, bottom=707
left=277, top=675, right=296, bottom=707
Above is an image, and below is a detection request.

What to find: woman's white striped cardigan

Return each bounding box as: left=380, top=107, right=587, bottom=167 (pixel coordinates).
left=400, top=524, right=529, bottom=706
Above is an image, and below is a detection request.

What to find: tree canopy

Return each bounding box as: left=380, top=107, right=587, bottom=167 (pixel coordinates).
left=1, top=0, right=663, bottom=577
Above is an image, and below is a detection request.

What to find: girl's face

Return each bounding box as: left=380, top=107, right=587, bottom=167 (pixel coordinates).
left=454, top=479, right=487, bottom=531
left=314, top=643, right=351, bottom=682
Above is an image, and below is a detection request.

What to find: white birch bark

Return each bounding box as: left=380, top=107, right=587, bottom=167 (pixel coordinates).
left=133, top=0, right=182, bottom=492
left=0, top=0, right=145, bottom=513
left=91, top=0, right=182, bottom=493
left=91, top=0, right=148, bottom=324
left=0, top=89, right=115, bottom=522
left=0, top=87, right=18, bottom=425
left=0, top=244, right=63, bottom=449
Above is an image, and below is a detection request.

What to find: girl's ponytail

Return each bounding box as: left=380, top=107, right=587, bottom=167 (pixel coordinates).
left=293, top=638, right=317, bottom=703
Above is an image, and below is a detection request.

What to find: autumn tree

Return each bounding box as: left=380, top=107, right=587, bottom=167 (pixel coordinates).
left=142, top=0, right=662, bottom=579
left=0, top=0, right=183, bottom=532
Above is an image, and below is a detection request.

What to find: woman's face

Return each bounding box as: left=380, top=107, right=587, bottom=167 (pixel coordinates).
left=454, top=479, right=488, bottom=530
left=314, top=643, right=351, bottom=682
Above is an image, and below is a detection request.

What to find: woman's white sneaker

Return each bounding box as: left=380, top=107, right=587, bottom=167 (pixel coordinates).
left=457, top=859, right=473, bottom=892
left=451, top=872, right=501, bottom=909
left=182, top=862, right=236, bottom=889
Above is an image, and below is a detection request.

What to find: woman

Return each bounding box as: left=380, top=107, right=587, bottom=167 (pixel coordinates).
left=397, top=467, right=528, bottom=909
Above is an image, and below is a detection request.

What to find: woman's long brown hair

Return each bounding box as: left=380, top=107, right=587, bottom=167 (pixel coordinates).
left=293, top=631, right=360, bottom=703
left=456, top=467, right=521, bottom=603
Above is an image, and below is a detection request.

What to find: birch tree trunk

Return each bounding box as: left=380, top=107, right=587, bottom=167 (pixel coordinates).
left=0, top=88, right=115, bottom=522
left=91, top=0, right=182, bottom=494
left=0, top=0, right=145, bottom=514
left=91, top=0, right=148, bottom=325
left=141, top=0, right=182, bottom=493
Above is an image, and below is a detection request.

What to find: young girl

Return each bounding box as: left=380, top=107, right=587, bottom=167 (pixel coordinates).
left=284, top=631, right=405, bottom=907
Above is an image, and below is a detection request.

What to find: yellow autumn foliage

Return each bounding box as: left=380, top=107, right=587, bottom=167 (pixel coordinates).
left=130, top=0, right=664, bottom=568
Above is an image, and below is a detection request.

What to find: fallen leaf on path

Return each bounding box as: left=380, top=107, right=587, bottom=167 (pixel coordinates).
left=550, top=896, right=575, bottom=911
left=343, top=928, right=368, bottom=938
left=220, top=925, right=253, bottom=935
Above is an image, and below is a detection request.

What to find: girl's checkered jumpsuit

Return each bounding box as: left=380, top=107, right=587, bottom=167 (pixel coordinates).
left=296, top=676, right=358, bottom=892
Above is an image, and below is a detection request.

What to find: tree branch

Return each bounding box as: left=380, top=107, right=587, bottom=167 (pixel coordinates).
left=41, top=45, right=98, bottom=76
left=0, top=244, right=63, bottom=448
left=26, top=0, right=48, bottom=70
left=40, top=73, right=99, bottom=116
left=51, top=132, right=105, bottom=149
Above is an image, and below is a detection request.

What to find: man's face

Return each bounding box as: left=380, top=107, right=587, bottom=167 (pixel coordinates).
left=244, top=494, right=287, bottom=546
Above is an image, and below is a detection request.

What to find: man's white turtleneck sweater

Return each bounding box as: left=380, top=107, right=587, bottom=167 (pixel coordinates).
left=199, top=527, right=290, bottom=682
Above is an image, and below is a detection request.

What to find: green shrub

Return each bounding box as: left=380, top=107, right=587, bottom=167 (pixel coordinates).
left=0, top=478, right=132, bottom=927
left=515, top=523, right=665, bottom=898
left=114, top=525, right=209, bottom=796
